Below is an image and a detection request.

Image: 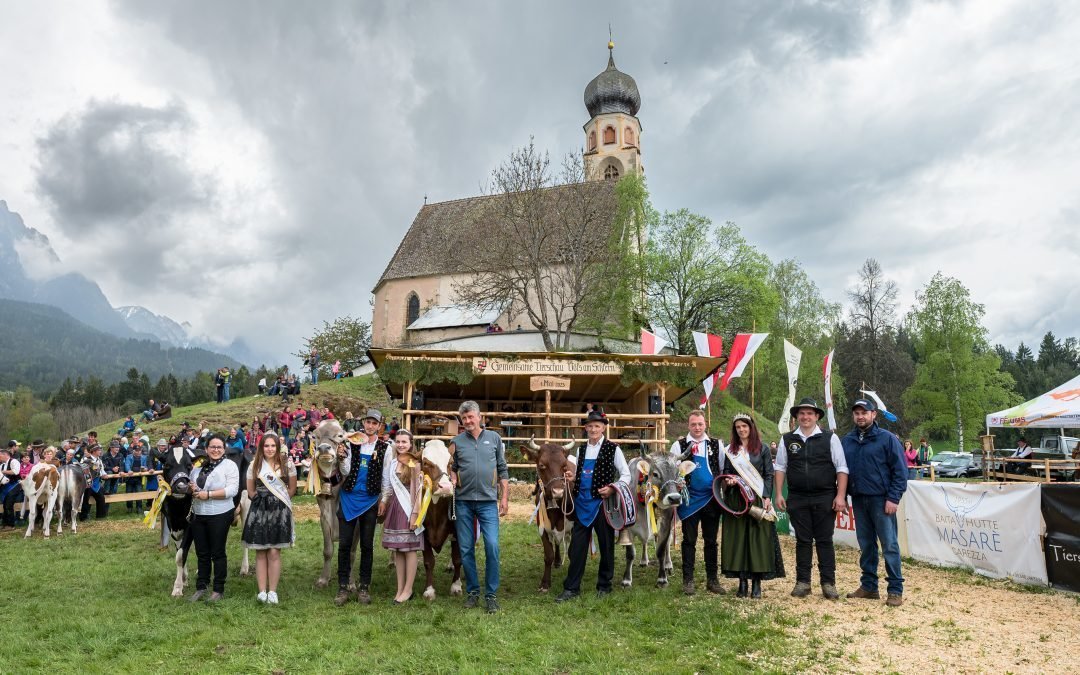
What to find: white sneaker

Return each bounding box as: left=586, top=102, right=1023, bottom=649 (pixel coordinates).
left=257, top=591, right=268, bottom=603
left=267, top=591, right=279, bottom=605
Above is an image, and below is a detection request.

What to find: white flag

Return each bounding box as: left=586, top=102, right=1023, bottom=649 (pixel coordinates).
left=778, top=339, right=802, bottom=434
left=823, top=349, right=837, bottom=431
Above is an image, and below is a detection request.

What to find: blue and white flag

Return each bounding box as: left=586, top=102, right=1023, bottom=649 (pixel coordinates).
left=859, top=389, right=899, bottom=423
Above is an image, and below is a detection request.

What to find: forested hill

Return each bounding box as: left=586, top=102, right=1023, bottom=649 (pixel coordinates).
left=0, top=298, right=240, bottom=396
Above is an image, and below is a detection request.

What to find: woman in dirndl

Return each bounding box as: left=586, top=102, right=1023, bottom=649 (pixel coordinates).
left=720, top=413, right=785, bottom=599
left=241, top=433, right=297, bottom=605
left=379, top=428, right=424, bottom=604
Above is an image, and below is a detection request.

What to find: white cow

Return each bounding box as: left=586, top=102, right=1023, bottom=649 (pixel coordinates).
left=22, top=462, right=60, bottom=539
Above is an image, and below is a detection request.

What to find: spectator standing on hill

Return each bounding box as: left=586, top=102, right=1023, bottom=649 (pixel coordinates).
left=309, top=348, right=320, bottom=385
left=291, top=408, right=308, bottom=438
left=278, top=407, right=293, bottom=445
left=308, top=404, right=322, bottom=429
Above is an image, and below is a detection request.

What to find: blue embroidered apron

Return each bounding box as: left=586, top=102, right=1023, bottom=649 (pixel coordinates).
left=339, top=450, right=378, bottom=521
left=576, top=457, right=600, bottom=527
left=677, top=445, right=712, bottom=520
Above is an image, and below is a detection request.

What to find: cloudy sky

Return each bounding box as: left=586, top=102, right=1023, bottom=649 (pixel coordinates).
left=1, top=0, right=1078, bottom=362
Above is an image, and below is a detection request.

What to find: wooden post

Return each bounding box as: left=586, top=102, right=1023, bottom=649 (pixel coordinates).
left=929, top=463, right=936, bottom=482
left=751, top=320, right=756, bottom=412
left=545, top=390, right=552, bottom=440
left=404, top=380, right=414, bottom=431
left=659, top=381, right=668, bottom=444
left=1044, top=459, right=1051, bottom=483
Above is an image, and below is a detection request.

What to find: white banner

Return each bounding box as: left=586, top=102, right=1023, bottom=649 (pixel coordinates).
left=777, top=339, right=802, bottom=434
left=904, top=481, right=1047, bottom=585
left=823, top=349, right=837, bottom=431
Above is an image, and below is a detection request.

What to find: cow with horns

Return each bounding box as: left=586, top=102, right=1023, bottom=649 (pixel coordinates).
left=310, top=419, right=359, bottom=591
left=621, top=449, right=694, bottom=588
left=153, top=443, right=196, bottom=597
left=521, top=437, right=577, bottom=592
left=419, top=439, right=462, bottom=600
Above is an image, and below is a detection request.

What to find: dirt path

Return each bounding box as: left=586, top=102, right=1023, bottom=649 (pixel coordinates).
left=9, top=494, right=1077, bottom=674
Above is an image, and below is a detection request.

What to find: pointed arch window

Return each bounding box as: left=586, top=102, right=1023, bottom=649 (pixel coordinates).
left=406, top=292, right=420, bottom=327
left=603, top=126, right=616, bottom=145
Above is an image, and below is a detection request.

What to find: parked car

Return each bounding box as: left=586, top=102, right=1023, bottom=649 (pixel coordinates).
left=936, top=453, right=981, bottom=478
left=1032, top=435, right=1078, bottom=480
left=929, top=451, right=959, bottom=469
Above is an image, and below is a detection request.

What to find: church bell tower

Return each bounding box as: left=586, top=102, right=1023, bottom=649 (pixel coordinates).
left=583, top=40, right=643, bottom=181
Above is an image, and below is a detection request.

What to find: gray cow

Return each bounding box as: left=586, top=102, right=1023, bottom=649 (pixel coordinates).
left=621, top=451, right=695, bottom=588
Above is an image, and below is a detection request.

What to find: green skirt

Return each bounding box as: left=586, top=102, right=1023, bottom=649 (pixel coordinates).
left=720, top=488, right=785, bottom=579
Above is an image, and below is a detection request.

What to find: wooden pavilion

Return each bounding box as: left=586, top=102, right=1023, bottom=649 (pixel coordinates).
left=367, top=348, right=725, bottom=448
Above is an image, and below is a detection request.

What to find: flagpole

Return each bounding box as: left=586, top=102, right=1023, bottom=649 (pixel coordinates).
left=751, top=321, right=757, bottom=412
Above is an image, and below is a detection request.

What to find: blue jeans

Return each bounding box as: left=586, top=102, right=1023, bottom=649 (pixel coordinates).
left=454, top=499, right=500, bottom=598
left=222, top=383, right=230, bottom=402
left=311, top=369, right=318, bottom=385
left=851, top=494, right=904, bottom=596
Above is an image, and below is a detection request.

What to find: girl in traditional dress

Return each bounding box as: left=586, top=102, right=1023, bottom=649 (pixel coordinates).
left=242, top=433, right=297, bottom=605
left=379, top=429, right=424, bottom=604
left=721, top=413, right=785, bottom=598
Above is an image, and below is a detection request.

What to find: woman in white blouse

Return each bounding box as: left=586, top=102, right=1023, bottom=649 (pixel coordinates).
left=188, top=434, right=240, bottom=602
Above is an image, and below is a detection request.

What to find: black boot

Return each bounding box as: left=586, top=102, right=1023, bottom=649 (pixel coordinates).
left=736, top=574, right=749, bottom=598
left=750, top=574, right=762, bottom=599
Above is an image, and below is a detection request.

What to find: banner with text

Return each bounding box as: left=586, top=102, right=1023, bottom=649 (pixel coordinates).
left=777, top=339, right=802, bottom=434
left=1041, top=484, right=1080, bottom=593
left=904, top=481, right=1047, bottom=585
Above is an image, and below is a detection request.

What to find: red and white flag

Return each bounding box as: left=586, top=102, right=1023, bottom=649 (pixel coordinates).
left=719, top=333, right=769, bottom=391
left=640, top=329, right=668, bottom=355
left=692, top=331, right=724, bottom=407
left=823, top=349, right=837, bottom=430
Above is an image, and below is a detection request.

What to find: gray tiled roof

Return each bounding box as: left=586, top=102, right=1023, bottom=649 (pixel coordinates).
left=374, top=180, right=618, bottom=290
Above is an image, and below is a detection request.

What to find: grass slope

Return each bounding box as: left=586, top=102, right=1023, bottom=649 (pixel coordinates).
left=88, top=375, right=391, bottom=440
left=2, top=514, right=823, bottom=674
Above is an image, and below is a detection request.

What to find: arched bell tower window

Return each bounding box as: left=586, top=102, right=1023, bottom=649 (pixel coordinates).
left=624, top=127, right=635, bottom=146
left=603, top=126, right=616, bottom=145
left=604, top=165, right=620, bottom=180
left=588, top=131, right=597, bottom=151
left=406, top=292, right=420, bottom=327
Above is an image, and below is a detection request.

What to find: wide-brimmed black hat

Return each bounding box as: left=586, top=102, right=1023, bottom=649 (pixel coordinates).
left=789, top=397, right=825, bottom=419
left=583, top=410, right=608, bottom=426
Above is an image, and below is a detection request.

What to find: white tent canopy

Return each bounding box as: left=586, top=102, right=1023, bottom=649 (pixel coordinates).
left=986, top=373, right=1080, bottom=429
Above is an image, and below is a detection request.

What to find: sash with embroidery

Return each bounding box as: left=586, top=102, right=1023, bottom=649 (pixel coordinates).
left=258, top=460, right=293, bottom=510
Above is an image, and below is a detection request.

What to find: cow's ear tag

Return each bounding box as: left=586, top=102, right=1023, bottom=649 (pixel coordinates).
left=678, top=460, right=697, bottom=477
left=638, top=461, right=650, bottom=478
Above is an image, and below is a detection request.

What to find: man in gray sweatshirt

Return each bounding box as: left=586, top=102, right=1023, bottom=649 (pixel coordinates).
left=449, top=400, right=509, bottom=613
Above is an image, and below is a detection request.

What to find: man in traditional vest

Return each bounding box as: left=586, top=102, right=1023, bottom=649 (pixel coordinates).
left=774, top=397, right=849, bottom=600
left=670, top=409, right=724, bottom=595
left=334, top=409, right=388, bottom=606
left=556, top=410, right=631, bottom=603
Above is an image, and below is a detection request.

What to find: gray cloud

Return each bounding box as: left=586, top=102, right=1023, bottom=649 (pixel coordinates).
left=7, top=0, right=1077, bottom=362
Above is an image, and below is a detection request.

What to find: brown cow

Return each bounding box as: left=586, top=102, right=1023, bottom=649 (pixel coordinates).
left=521, top=437, right=577, bottom=592
left=419, top=440, right=462, bottom=600
left=311, top=420, right=358, bottom=590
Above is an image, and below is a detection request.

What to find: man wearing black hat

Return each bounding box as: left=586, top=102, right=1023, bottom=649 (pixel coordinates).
left=842, top=398, right=907, bottom=607
left=774, top=397, right=849, bottom=600
left=1, top=441, right=24, bottom=529
left=556, top=409, right=631, bottom=603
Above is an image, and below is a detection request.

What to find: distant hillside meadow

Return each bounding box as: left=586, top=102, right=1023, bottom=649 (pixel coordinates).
left=0, top=298, right=240, bottom=396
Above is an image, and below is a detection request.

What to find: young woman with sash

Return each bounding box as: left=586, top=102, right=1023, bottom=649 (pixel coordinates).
left=379, top=429, right=424, bottom=605
left=720, top=414, right=785, bottom=599
left=242, top=433, right=297, bottom=605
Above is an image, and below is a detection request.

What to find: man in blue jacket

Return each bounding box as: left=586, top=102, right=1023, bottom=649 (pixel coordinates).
left=841, top=399, right=908, bottom=607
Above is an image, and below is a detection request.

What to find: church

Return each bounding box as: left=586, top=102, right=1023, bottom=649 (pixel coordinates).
left=370, top=42, right=645, bottom=351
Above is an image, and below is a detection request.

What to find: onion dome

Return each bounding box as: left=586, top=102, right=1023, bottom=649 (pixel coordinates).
left=584, top=42, right=640, bottom=117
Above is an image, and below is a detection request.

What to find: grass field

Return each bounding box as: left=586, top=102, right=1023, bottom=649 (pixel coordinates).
left=1, top=502, right=825, bottom=675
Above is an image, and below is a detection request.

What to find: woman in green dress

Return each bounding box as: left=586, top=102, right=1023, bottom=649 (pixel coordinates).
left=720, top=413, right=783, bottom=598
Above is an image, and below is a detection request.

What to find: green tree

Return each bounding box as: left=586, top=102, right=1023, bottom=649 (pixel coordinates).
left=645, top=211, right=776, bottom=354
left=28, top=411, right=60, bottom=442
left=903, top=273, right=1019, bottom=450
left=295, top=316, right=373, bottom=380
